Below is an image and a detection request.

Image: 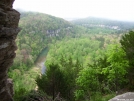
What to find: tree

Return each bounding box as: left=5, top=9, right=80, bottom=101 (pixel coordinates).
left=120, top=31, right=134, bottom=88
left=75, top=66, right=100, bottom=101
left=36, top=64, right=65, bottom=100
left=120, top=31, right=134, bottom=63
left=103, top=45, right=129, bottom=91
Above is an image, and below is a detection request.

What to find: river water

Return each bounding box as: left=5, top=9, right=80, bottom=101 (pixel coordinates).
left=34, top=47, right=49, bottom=74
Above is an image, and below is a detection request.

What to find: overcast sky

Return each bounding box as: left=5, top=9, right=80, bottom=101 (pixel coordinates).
left=13, top=0, right=134, bottom=21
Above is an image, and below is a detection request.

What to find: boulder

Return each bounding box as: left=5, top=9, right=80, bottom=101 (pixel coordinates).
left=109, top=92, right=134, bottom=101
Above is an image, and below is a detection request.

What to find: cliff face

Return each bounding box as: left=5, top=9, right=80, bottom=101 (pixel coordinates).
left=0, top=0, right=20, bottom=101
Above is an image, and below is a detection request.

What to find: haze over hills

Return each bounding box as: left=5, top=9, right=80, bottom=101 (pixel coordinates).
left=71, top=17, right=134, bottom=30
left=13, top=0, right=134, bottom=22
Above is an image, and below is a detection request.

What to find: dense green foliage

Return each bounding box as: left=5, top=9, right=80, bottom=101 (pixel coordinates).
left=18, top=12, right=72, bottom=61
left=46, top=34, right=119, bottom=66
left=120, top=31, right=134, bottom=89
left=9, top=12, right=89, bottom=100
left=8, top=11, right=134, bottom=100
left=74, top=45, right=129, bottom=101
left=36, top=64, right=65, bottom=100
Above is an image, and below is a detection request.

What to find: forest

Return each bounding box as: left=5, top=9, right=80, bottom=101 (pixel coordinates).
left=8, top=11, right=134, bottom=101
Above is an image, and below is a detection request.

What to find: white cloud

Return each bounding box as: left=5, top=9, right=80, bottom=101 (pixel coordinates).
left=13, top=0, right=134, bottom=21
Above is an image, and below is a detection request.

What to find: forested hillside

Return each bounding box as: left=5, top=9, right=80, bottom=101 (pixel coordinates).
left=16, top=12, right=90, bottom=63
left=18, top=12, right=72, bottom=62
left=72, top=17, right=134, bottom=34
left=8, top=11, right=134, bottom=101
left=9, top=12, right=90, bottom=101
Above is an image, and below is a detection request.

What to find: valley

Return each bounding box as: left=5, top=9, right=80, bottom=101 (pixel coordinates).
left=8, top=11, right=134, bottom=101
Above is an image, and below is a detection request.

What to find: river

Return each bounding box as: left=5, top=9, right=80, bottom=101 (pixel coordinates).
left=34, top=47, right=49, bottom=74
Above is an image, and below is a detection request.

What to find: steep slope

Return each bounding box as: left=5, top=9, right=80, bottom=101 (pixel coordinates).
left=16, top=12, right=76, bottom=63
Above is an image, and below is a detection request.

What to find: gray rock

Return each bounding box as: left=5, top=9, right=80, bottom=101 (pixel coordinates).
left=109, top=92, right=134, bottom=101
left=0, top=0, right=20, bottom=101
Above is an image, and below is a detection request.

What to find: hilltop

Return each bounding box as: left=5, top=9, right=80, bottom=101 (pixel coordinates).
left=71, top=17, right=134, bottom=34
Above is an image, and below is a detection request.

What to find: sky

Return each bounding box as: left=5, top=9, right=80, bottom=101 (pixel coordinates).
left=13, top=0, right=134, bottom=21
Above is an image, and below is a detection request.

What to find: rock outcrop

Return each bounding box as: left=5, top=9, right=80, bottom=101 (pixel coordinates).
left=109, top=92, right=134, bottom=101
left=0, top=0, right=20, bottom=101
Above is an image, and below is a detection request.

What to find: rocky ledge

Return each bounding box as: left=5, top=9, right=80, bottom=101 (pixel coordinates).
left=0, top=0, right=20, bottom=101
left=109, top=92, right=134, bottom=101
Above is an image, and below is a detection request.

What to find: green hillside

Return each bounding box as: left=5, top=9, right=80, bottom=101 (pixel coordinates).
left=9, top=12, right=91, bottom=101
left=71, top=17, right=134, bottom=34
left=8, top=12, right=134, bottom=101
left=17, top=12, right=74, bottom=63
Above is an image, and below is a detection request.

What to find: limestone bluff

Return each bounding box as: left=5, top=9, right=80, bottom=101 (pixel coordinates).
left=0, top=0, right=20, bottom=101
